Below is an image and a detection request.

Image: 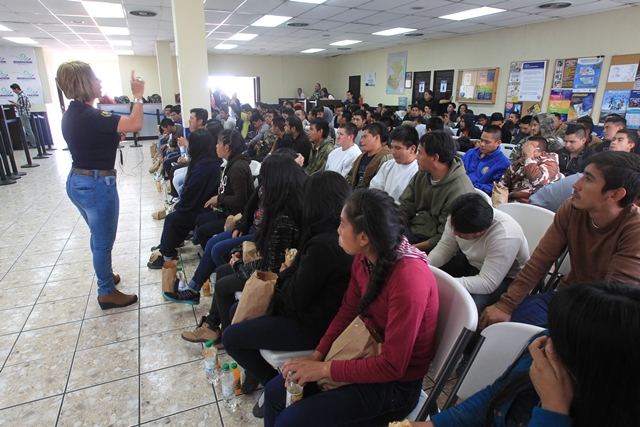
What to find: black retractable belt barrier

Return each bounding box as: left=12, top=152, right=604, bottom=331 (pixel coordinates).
left=32, top=114, right=53, bottom=157
left=28, top=115, right=49, bottom=159
left=41, top=112, right=56, bottom=150
left=0, top=135, right=17, bottom=185
left=0, top=108, right=39, bottom=169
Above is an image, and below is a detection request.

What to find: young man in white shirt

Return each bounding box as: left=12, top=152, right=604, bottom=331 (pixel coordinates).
left=429, top=192, right=530, bottom=314
left=220, top=107, right=236, bottom=130
left=369, top=125, right=419, bottom=202
left=325, top=122, right=361, bottom=178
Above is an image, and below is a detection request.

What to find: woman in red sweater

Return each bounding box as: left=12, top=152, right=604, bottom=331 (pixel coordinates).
left=263, top=188, right=439, bottom=427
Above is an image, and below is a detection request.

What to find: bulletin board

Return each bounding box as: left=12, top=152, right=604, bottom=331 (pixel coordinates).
left=456, top=68, right=499, bottom=103
left=547, top=56, right=604, bottom=122
left=504, top=60, right=548, bottom=118
left=599, top=53, right=640, bottom=128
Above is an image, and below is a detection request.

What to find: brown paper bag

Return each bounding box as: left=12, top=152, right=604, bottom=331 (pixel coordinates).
left=162, top=260, right=178, bottom=294
left=242, top=241, right=261, bottom=264
left=224, top=213, right=242, bottom=231
left=491, top=182, right=509, bottom=208
left=317, top=316, right=383, bottom=391
left=231, top=271, right=278, bottom=324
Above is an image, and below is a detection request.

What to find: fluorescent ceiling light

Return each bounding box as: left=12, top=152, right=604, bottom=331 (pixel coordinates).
left=330, top=40, right=361, bottom=46
left=373, top=27, right=417, bottom=36
left=439, top=6, right=505, bottom=21
left=115, top=50, right=134, bottom=55
left=215, top=44, right=237, bottom=50
left=0, top=25, right=13, bottom=32
left=81, top=1, right=125, bottom=19
left=108, top=40, right=132, bottom=46
left=301, top=48, right=325, bottom=53
left=3, top=37, right=37, bottom=44
left=228, top=33, right=258, bottom=41
left=290, top=0, right=327, bottom=4
left=251, top=15, right=291, bottom=27
left=99, top=26, right=129, bottom=36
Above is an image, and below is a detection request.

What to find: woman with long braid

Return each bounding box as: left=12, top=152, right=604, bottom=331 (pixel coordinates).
left=263, top=189, right=439, bottom=426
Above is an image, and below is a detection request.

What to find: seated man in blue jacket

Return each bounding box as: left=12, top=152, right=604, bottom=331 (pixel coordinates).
left=462, top=125, right=511, bottom=195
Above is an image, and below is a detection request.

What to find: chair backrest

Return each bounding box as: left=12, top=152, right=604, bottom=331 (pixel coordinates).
left=456, top=322, right=544, bottom=401
left=500, top=143, right=516, bottom=158
left=430, top=266, right=478, bottom=380
left=473, top=188, right=491, bottom=205
left=496, top=203, right=554, bottom=255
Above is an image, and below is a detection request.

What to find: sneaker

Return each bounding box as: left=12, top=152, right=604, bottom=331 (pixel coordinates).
left=252, top=398, right=264, bottom=419
left=181, top=322, right=220, bottom=343
left=242, top=371, right=260, bottom=395
left=147, top=256, right=164, bottom=269
left=163, top=289, right=200, bottom=305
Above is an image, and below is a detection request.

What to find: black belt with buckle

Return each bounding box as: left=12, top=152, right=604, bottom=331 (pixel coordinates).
left=72, top=168, right=117, bottom=177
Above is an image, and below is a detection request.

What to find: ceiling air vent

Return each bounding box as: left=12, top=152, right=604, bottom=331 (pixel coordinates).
left=538, top=2, right=572, bottom=9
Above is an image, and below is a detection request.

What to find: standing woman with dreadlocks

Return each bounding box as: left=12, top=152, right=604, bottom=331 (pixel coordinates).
left=264, top=188, right=439, bottom=427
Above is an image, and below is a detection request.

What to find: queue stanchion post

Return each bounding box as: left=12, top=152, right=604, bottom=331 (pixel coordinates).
left=0, top=134, right=17, bottom=185
left=0, top=108, right=37, bottom=169
left=23, top=115, right=48, bottom=160
left=42, top=112, right=56, bottom=150
left=33, top=114, right=52, bottom=157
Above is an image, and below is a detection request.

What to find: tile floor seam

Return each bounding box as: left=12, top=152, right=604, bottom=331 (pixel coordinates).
left=54, top=280, right=93, bottom=426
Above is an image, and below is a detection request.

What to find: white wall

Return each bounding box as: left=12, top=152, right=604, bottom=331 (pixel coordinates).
left=207, top=54, right=329, bottom=104
left=327, top=6, right=640, bottom=118
left=118, top=55, right=161, bottom=99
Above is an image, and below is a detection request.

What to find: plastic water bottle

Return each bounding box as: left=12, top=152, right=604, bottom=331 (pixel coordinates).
left=285, top=371, right=303, bottom=407
left=176, top=265, right=187, bottom=291
left=231, top=362, right=241, bottom=396
left=221, top=363, right=238, bottom=411
left=203, top=340, right=218, bottom=384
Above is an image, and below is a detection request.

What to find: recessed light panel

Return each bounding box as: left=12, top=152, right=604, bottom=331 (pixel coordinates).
left=440, top=7, right=505, bottom=21
left=373, top=27, right=417, bottom=36
left=3, top=37, right=37, bottom=44
left=215, top=44, right=237, bottom=50
left=251, top=15, right=291, bottom=27
left=0, top=25, right=13, bottom=32
left=330, top=40, right=361, bottom=46
left=301, top=48, right=325, bottom=53
left=290, top=0, right=326, bottom=4
left=99, top=26, right=129, bottom=35
left=228, top=33, right=258, bottom=41
left=81, top=1, right=125, bottom=18
left=108, top=40, right=132, bottom=46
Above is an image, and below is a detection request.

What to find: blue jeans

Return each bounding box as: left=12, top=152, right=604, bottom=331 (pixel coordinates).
left=191, top=227, right=256, bottom=288
left=510, top=291, right=556, bottom=327
left=264, top=376, right=423, bottom=427
left=66, top=171, right=119, bottom=296
left=223, top=314, right=319, bottom=386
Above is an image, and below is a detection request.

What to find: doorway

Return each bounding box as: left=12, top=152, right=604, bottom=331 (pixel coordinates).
left=412, top=71, right=431, bottom=105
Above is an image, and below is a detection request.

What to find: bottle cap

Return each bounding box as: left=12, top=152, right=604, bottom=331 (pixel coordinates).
left=288, top=370, right=296, bottom=376
left=205, top=340, right=214, bottom=348
left=231, top=362, right=237, bottom=369
left=222, top=363, right=230, bottom=371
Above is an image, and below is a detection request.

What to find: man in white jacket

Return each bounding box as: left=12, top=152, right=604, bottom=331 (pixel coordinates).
left=428, top=192, right=530, bottom=314
left=369, top=125, right=419, bottom=202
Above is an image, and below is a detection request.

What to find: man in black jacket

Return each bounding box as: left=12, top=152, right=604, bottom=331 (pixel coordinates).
left=556, top=124, right=595, bottom=175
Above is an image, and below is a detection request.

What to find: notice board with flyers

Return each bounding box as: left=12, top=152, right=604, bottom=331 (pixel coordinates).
left=547, top=56, right=605, bottom=123
left=599, top=53, right=640, bottom=129
left=455, top=68, right=499, bottom=104
left=504, top=60, right=548, bottom=119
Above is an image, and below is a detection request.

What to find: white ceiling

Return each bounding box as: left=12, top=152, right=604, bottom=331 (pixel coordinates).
left=0, top=0, right=636, bottom=57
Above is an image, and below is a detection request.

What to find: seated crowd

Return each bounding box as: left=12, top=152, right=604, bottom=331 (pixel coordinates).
left=145, top=88, right=640, bottom=426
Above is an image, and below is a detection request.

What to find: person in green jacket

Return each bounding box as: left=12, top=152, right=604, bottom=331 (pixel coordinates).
left=399, top=131, right=475, bottom=252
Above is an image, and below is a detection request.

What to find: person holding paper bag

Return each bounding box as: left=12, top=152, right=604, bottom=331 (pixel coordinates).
left=180, top=153, right=305, bottom=343
left=222, top=171, right=354, bottom=405
left=263, top=189, right=439, bottom=427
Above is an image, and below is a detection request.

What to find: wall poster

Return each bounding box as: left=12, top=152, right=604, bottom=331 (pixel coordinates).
left=548, top=56, right=604, bottom=122
left=600, top=54, right=640, bottom=128
left=0, top=46, right=45, bottom=105
left=505, top=60, right=548, bottom=117
left=386, top=51, right=407, bottom=95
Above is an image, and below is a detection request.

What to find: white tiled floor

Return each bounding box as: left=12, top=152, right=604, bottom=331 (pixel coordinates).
left=0, top=141, right=455, bottom=426
left=0, top=143, right=262, bottom=426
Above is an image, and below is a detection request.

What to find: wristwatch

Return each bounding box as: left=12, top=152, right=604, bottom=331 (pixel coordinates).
left=132, top=98, right=143, bottom=104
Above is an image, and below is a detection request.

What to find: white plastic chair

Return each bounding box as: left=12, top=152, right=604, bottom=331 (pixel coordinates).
left=500, top=143, right=516, bottom=158
left=496, top=203, right=554, bottom=256
left=410, top=266, right=479, bottom=421
left=444, top=322, right=544, bottom=409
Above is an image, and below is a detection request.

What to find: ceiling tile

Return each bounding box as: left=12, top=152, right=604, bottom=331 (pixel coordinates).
left=298, top=5, right=349, bottom=20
